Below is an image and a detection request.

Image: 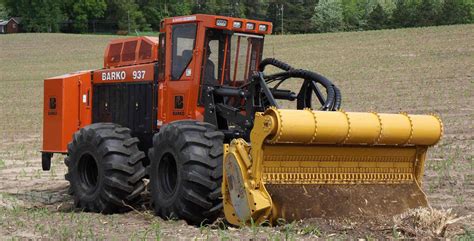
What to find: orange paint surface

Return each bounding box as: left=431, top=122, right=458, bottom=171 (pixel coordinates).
left=43, top=71, right=92, bottom=153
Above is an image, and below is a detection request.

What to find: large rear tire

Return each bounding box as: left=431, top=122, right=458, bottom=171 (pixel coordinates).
left=148, top=120, right=224, bottom=225
left=65, top=123, right=146, bottom=213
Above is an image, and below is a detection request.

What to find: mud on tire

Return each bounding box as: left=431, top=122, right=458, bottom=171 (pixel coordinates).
left=148, top=120, right=224, bottom=225
left=65, top=123, right=146, bottom=213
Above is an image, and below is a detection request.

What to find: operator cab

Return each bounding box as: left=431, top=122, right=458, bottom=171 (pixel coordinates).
left=200, top=29, right=264, bottom=96
left=158, top=15, right=272, bottom=122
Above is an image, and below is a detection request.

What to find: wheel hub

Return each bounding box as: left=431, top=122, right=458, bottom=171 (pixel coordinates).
left=158, top=153, right=178, bottom=196
left=78, top=153, right=99, bottom=193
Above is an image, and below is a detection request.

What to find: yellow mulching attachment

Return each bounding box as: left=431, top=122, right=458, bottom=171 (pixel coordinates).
left=222, top=108, right=442, bottom=226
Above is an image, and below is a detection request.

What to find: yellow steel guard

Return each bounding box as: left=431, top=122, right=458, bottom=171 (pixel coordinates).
left=222, top=108, right=442, bottom=226
left=265, top=109, right=442, bottom=145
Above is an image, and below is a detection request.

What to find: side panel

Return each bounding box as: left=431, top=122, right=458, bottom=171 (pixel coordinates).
left=92, top=82, right=154, bottom=135
left=93, top=63, right=155, bottom=84
left=43, top=79, right=65, bottom=152
left=43, top=71, right=92, bottom=153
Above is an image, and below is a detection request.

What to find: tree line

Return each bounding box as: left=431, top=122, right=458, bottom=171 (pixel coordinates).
left=1, top=0, right=472, bottom=34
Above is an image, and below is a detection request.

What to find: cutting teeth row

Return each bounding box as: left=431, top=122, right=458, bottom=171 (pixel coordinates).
left=263, top=172, right=414, bottom=184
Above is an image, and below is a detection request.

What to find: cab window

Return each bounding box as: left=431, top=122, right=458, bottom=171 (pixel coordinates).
left=171, top=23, right=197, bottom=80
left=198, top=30, right=264, bottom=105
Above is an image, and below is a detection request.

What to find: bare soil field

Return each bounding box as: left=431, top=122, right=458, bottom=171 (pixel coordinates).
left=0, top=24, right=473, bottom=239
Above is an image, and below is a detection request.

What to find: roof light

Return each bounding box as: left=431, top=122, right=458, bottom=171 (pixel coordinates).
left=259, top=24, right=268, bottom=32
left=233, top=21, right=242, bottom=28
left=246, top=22, right=255, bottom=30
left=216, top=19, right=228, bottom=27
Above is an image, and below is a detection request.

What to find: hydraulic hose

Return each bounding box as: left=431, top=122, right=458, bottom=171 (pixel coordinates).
left=259, top=58, right=294, bottom=72
left=258, top=58, right=342, bottom=111
left=287, top=69, right=337, bottom=110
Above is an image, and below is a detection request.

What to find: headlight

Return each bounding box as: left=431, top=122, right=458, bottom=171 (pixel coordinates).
left=246, top=22, right=255, bottom=30
left=233, top=21, right=242, bottom=28
left=258, top=24, right=268, bottom=32
left=216, top=19, right=228, bottom=27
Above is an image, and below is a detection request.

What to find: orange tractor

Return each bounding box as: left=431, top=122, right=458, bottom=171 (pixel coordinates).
left=42, top=14, right=442, bottom=226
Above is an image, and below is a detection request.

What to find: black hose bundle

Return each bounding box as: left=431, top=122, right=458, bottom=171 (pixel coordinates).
left=259, top=58, right=295, bottom=72
left=258, top=58, right=341, bottom=111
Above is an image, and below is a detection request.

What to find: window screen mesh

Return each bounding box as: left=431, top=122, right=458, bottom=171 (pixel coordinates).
left=122, top=41, right=138, bottom=62
left=139, top=41, right=152, bottom=61
left=109, top=43, right=123, bottom=63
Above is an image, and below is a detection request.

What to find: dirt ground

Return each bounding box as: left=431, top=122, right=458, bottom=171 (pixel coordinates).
left=0, top=24, right=473, bottom=239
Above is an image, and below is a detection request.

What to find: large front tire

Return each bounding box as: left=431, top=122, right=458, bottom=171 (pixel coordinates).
left=148, top=120, right=224, bottom=225
left=65, top=123, right=146, bottom=213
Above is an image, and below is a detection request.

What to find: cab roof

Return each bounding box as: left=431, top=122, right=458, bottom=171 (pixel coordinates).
left=160, top=14, right=273, bottom=35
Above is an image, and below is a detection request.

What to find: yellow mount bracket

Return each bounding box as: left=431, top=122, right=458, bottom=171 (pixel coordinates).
left=222, top=108, right=442, bottom=226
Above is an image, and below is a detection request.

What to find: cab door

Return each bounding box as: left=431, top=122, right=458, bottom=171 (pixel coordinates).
left=160, top=22, right=200, bottom=124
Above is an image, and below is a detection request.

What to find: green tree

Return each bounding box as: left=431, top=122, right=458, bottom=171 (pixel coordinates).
left=64, top=0, right=107, bottom=33
left=5, top=0, right=64, bottom=32
left=312, top=0, right=344, bottom=32
left=439, top=0, right=473, bottom=25
left=416, top=0, right=440, bottom=26
left=137, top=0, right=190, bottom=31
left=4, top=0, right=472, bottom=34
left=140, top=0, right=165, bottom=30
left=228, top=0, right=246, bottom=17
left=106, top=0, right=148, bottom=32
left=367, top=3, right=388, bottom=30
left=391, top=0, right=418, bottom=27
left=287, top=0, right=317, bottom=33
left=0, top=3, right=8, bottom=19
left=266, top=1, right=282, bottom=33
left=244, top=0, right=268, bottom=20
left=341, top=0, right=375, bottom=30
left=341, top=0, right=362, bottom=30
left=3, top=0, right=19, bottom=16
left=266, top=0, right=317, bottom=34
left=192, top=0, right=219, bottom=14
left=169, top=0, right=193, bottom=16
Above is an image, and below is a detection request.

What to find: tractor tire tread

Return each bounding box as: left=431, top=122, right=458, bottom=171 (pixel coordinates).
left=149, top=120, right=224, bottom=225
left=184, top=170, right=218, bottom=190
left=65, top=123, right=146, bottom=214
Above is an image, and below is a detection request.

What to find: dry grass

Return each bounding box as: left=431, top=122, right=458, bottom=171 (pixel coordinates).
left=0, top=24, right=473, bottom=239
left=393, top=207, right=467, bottom=237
